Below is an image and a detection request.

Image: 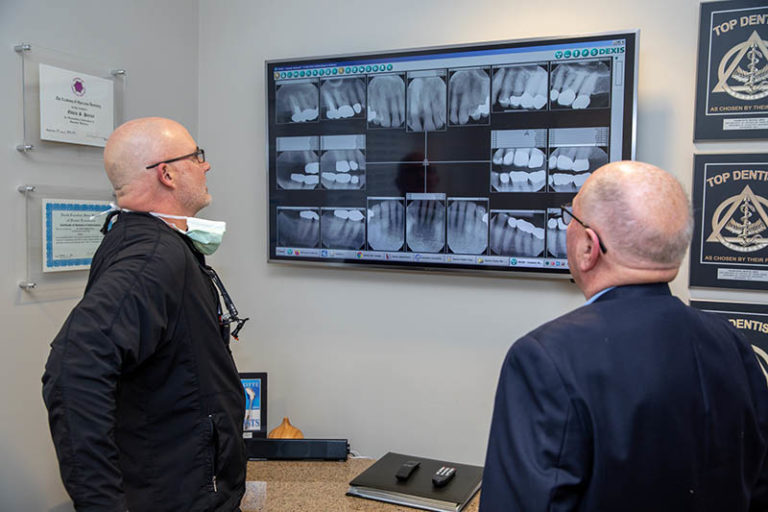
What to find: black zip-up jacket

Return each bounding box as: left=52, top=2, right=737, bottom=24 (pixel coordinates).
left=43, top=212, right=246, bottom=511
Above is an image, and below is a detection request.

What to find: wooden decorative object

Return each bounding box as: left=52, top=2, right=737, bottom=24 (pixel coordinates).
left=268, top=417, right=304, bottom=439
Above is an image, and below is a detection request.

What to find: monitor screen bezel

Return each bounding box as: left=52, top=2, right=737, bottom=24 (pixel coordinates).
left=264, top=30, right=639, bottom=278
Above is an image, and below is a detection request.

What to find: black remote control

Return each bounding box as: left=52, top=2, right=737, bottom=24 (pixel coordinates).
left=432, top=466, right=456, bottom=487
left=395, top=460, right=420, bottom=481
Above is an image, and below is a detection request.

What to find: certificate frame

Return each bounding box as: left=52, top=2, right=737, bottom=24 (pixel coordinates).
left=18, top=184, right=112, bottom=297
left=14, top=43, right=125, bottom=159
left=693, top=1, right=768, bottom=141
left=240, top=372, right=268, bottom=439
left=689, top=153, right=768, bottom=291
left=42, top=199, right=112, bottom=272
left=690, top=300, right=768, bottom=381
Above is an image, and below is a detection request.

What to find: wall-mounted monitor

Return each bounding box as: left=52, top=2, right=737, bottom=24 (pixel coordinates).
left=266, top=31, right=638, bottom=276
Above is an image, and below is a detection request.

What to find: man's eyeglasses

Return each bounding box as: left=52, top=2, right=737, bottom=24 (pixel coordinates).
left=560, top=204, right=607, bottom=254
left=145, top=147, right=206, bottom=169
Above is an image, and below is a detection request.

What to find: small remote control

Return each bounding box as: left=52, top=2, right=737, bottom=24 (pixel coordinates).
left=432, top=466, right=456, bottom=487
left=395, top=460, right=420, bottom=481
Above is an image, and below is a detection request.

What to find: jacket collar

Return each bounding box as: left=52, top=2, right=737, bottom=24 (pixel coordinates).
left=592, top=282, right=672, bottom=303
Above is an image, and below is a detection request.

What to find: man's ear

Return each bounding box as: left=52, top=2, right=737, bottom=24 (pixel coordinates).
left=155, top=163, right=176, bottom=189
left=574, top=227, right=601, bottom=273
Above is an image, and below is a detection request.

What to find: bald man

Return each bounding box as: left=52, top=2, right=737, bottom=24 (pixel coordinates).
left=43, top=118, right=247, bottom=512
left=480, top=161, right=768, bottom=511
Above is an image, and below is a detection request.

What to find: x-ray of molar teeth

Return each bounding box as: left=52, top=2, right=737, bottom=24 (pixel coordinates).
left=276, top=150, right=320, bottom=190
left=275, top=82, right=319, bottom=123
left=407, top=75, right=447, bottom=132
left=491, top=147, right=547, bottom=192
left=492, top=64, right=548, bottom=111
left=276, top=208, right=320, bottom=248
left=321, top=208, right=365, bottom=250
left=406, top=200, right=445, bottom=253
left=367, top=199, right=404, bottom=251
left=447, top=200, right=488, bottom=255
left=321, top=77, right=366, bottom=120
left=320, top=149, right=366, bottom=190
left=490, top=210, right=546, bottom=257
left=367, top=74, right=406, bottom=129
left=547, top=146, right=608, bottom=192
left=448, top=68, right=490, bottom=126
left=546, top=211, right=569, bottom=258
left=550, top=61, right=610, bottom=110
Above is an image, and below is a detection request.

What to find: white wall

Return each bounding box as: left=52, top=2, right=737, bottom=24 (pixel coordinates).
left=198, top=0, right=765, bottom=470
left=0, top=1, right=199, bottom=510
left=3, top=0, right=766, bottom=509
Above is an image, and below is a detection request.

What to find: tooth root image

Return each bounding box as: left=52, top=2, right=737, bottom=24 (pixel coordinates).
left=322, top=209, right=365, bottom=250
left=367, top=200, right=404, bottom=251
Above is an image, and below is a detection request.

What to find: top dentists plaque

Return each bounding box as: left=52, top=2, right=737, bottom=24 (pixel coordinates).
left=38, top=63, right=114, bottom=147
left=694, top=0, right=768, bottom=141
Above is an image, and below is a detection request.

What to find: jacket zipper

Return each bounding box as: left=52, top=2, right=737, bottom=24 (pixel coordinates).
left=208, top=414, right=218, bottom=493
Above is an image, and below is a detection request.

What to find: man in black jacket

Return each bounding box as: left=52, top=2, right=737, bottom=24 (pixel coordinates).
left=43, top=117, right=247, bottom=511
left=481, top=161, right=768, bottom=511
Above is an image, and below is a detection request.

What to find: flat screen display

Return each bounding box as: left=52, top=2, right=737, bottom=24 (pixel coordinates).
left=266, top=31, right=637, bottom=276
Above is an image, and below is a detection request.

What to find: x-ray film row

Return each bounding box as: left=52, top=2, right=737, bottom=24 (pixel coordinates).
left=275, top=59, right=612, bottom=130
left=277, top=203, right=570, bottom=258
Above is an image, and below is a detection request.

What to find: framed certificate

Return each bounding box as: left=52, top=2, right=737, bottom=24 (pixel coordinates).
left=694, top=1, right=768, bottom=140
left=42, top=199, right=111, bottom=272
left=690, top=154, right=768, bottom=290
left=690, top=300, right=768, bottom=379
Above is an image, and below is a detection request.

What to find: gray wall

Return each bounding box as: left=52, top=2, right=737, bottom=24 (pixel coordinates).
left=0, top=1, right=199, bottom=510
left=2, top=0, right=766, bottom=509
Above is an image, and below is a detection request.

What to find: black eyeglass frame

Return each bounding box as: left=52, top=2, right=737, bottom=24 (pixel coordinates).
left=560, top=204, right=607, bottom=254
left=145, top=147, right=206, bottom=169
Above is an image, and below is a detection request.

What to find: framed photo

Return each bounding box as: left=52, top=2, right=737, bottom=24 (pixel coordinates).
left=240, top=372, right=268, bottom=439
left=42, top=198, right=111, bottom=272
left=694, top=0, right=768, bottom=141
left=690, top=153, right=768, bottom=290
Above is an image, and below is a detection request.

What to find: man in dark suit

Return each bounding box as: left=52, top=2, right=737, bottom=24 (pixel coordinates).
left=480, top=161, right=768, bottom=511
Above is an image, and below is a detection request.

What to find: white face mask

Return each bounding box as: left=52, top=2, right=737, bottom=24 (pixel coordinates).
left=149, top=212, right=226, bottom=255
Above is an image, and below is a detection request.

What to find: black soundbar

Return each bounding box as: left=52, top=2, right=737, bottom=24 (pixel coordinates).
left=246, top=438, right=349, bottom=461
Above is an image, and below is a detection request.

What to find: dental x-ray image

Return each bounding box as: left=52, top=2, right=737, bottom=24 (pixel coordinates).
left=367, top=74, right=406, bottom=129
left=550, top=60, right=611, bottom=110
left=320, top=149, right=366, bottom=190
left=321, top=207, right=366, bottom=250
left=275, top=80, right=319, bottom=123
left=367, top=198, right=404, bottom=251
left=490, top=210, right=546, bottom=257
left=276, top=150, right=320, bottom=190
left=276, top=207, right=320, bottom=248
left=447, top=199, right=489, bottom=255
left=492, top=64, right=548, bottom=111
left=448, top=68, right=490, bottom=126
left=546, top=208, right=568, bottom=258
left=491, top=147, right=547, bottom=192
left=547, top=146, right=608, bottom=192
left=407, top=72, right=447, bottom=132
left=406, top=197, right=445, bottom=253
left=321, top=77, right=366, bottom=120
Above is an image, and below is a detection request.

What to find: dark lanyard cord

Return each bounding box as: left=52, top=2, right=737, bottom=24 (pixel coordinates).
left=203, top=265, right=249, bottom=340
